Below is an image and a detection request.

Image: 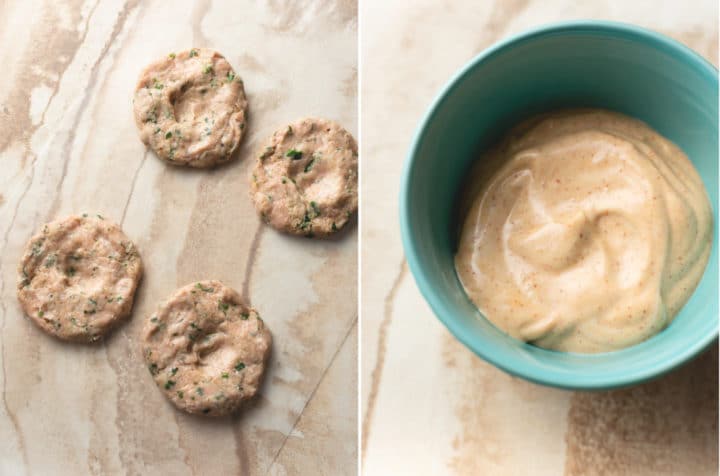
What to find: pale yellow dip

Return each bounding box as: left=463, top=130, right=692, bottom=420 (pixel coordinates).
left=455, top=110, right=713, bottom=353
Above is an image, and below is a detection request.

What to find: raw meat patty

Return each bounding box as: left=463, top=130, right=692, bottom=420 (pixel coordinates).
left=133, top=48, right=248, bottom=168
left=142, top=281, right=271, bottom=416
left=250, top=118, right=358, bottom=237
left=17, top=214, right=143, bottom=343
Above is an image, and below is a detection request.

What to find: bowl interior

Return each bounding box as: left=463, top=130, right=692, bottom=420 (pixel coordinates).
left=401, top=22, right=719, bottom=389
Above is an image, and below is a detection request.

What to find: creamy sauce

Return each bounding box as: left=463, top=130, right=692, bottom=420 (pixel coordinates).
left=455, top=110, right=713, bottom=353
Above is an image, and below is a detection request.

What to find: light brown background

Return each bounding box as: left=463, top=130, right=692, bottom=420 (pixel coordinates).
left=0, top=0, right=357, bottom=474
left=361, top=0, right=718, bottom=474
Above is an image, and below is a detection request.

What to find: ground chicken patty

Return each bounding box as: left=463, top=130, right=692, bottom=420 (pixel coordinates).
left=133, top=48, right=248, bottom=168
left=17, top=214, right=143, bottom=343
left=250, top=118, right=358, bottom=237
left=142, top=281, right=271, bottom=416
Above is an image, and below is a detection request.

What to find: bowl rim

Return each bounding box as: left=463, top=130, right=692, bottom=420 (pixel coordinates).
left=399, top=19, right=719, bottom=390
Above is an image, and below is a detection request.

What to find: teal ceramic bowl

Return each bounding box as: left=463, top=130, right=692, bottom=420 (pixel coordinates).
left=400, top=21, right=718, bottom=390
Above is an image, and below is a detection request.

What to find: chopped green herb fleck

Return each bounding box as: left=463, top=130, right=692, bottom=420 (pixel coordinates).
left=170, top=367, right=178, bottom=376
left=66, top=267, right=76, bottom=277
left=153, top=79, right=163, bottom=89
left=177, top=391, right=184, bottom=399
left=168, top=53, right=176, bottom=59
left=260, top=146, right=274, bottom=159
left=286, top=149, right=303, bottom=160
left=96, top=214, right=104, bottom=220
left=38, top=310, right=44, bottom=318
left=150, top=317, right=158, bottom=323
left=196, top=387, right=204, bottom=396
left=218, top=301, right=230, bottom=312
left=31, top=240, right=44, bottom=256
left=304, top=158, right=315, bottom=173
left=221, top=372, right=229, bottom=379
left=44, top=254, right=57, bottom=267
left=203, top=64, right=213, bottom=74
left=240, top=312, right=249, bottom=320
left=189, top=49, right=198, bottom=57
left=196, top=283, right=214, bottom=292
left=332, top=222, right=338, bottom=232
left=227, top=71, right=235, bottom=81
left=299, top=213, right=312, bottom=231
left=282, top=177, right=287, bottom=184
left=165, top=380, right=176, bottom=389
left=235, top=362, right=245, bottom=372
left=310, top=201, right=321, bottom=217
left=148, top=363, right=159, bottom=375
left=165, top=131, right=172, bottom=139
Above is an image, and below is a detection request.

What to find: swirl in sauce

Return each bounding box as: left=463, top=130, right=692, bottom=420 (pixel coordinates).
left=455, top=110, right=713, bottom=353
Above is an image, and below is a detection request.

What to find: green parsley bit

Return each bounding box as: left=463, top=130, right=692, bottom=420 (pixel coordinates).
left=240, top=312, right=249, bottom=320
left=38, top=311, right=44, bottom=318
left=165, top=131, right=172, bottom=139
left=218, top=301, right=230, bottom=312
left=170, top=367, right=178, bottom=376
left=203, top=64, right=213, bottom=74
left=165, top=380, right=176, bottom=389
left=168, top=53, right=176, bottom=59
left=196, top=387, right=204, bottom=396
left=150, top=317, right=158, bottom=323
left=332, top=222, right=338, bottom=232
left=96, top=214, right=104, bottom=220
left=227, top=71, right=235, bottom=81
left=299, top=213, right=312, bottom=231
left=235, top=362, right=245, bottom=372
left=221, top=372, right=229, bottom=379
left=304, top=158, right=315, bottom=173
left=148, top=363, right=159, bottom=375
left=196, top=282, right=214, bottom=292
left=310, top=201, right=320, bottom=217
left=177, top=391, right=184, bottom=399
left=286, top=149, right=303, bottom=160
left=189, top=49, right=198, bottom=57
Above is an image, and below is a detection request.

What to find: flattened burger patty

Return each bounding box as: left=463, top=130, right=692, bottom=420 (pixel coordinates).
left=133, top=48, right=248, bottom=168
left=17, top=214, right=143, bottom=343
left=250, top=118, right=358, bottom=237
left=142, top=281, right=272, bottom=416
